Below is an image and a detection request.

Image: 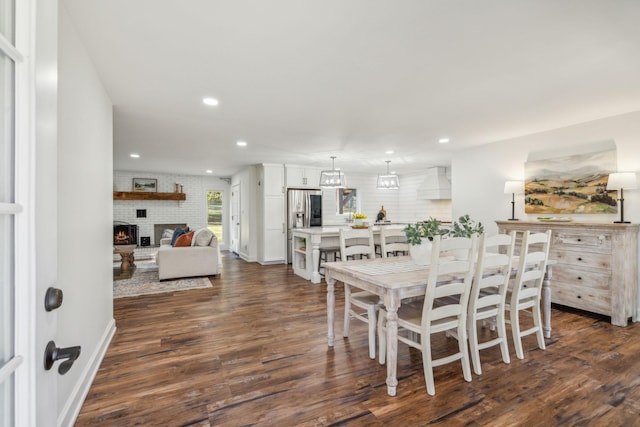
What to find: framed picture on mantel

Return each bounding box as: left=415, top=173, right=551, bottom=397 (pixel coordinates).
left=132, top=178, right=157, bottom=192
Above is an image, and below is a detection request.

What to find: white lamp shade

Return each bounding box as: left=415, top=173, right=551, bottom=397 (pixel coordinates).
left=504, top=180, right=524, bottom=194
left=606, top=172, right=638, bottom=190
left=319, top=170, right=346, bottom=188
left=376, top=174, right=400, bottom=190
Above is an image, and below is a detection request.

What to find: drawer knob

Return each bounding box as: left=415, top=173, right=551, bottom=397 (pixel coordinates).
left=577, top=238, right=582, bottom=242
left=577, top=257, right=583, bottom=261
left=577, top=295, right=582, bottom=299
left=577, top=276, right=582, bottom=280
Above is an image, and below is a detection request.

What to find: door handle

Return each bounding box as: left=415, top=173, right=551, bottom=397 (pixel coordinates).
left=44, top=287, right=64, bottom=311
left=44, top=341, right=81, bottom=375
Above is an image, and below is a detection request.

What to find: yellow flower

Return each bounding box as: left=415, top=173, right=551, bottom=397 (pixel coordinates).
left=353, top=212, right=367, bottom=219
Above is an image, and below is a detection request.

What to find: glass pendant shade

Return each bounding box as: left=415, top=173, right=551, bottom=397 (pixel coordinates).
left=319, top=156, right=346, bottom=188
left=376, top=161, right=400, bottom=189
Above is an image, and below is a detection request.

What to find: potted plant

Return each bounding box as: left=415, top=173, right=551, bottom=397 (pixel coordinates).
left=404, top=218, right=448, bottom=265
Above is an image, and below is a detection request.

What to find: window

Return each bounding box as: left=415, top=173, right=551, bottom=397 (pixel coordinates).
left=337, top=188, right=358, bottom=217
left=207, top=191, right=224, bottom=244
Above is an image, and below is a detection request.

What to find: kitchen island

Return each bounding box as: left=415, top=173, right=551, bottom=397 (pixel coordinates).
left=292, top=224, right=406, bottom=283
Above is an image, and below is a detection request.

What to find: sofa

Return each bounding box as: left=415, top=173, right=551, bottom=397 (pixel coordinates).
left=156, top=228, right=220, bottom=280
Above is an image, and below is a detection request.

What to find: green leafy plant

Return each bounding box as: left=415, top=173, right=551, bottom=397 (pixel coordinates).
left=449, top=214, right=484, bottom=238
left=404, top=217, right=449, bottom=245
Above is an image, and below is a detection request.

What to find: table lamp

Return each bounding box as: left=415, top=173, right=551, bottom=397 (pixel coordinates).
left=606, top=172, right=637, bottom=223
left=504, top=180, right=524, bottom=221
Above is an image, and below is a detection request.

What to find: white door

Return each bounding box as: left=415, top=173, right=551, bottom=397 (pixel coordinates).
left=1, top=2, right=58, bottom=425
left=231, top=184, right=240, bottom=254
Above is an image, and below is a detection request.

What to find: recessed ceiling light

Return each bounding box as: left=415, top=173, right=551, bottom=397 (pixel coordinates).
left=236, top=141, right=247, bottom=147
left=206, top=170, right=213, bottom=174
left=438, top=138, right=450, bottom=144
left=130, top=153, right=140, bottom=158
left=203, top=97, right=219, bottom=106
left=385, top=150, right=394, bottom=155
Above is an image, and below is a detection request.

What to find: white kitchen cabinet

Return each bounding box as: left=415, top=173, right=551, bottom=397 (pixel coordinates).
left=258, top=164, right=285, bottom=264
left=285, top=165, right=322, bottom=188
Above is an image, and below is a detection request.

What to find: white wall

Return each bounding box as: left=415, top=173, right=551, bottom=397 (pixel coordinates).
left=113, top=171, right=230, bottom=248
left=321, top=171, right=452, bottom=226
left=57, top=7, right=114, bottom=426
left=452, top=110, right=640, bottom=320
left=452, top=110, right=640, bottom=234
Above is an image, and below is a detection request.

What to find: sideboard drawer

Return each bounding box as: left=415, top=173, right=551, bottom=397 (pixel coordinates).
left=552, top=232, right=611, bottom=253
left=552, top=282, right=611, bottom=316
left=552, top=265, right=610, bottom=291
left=550, top=250, right=611, bottom=271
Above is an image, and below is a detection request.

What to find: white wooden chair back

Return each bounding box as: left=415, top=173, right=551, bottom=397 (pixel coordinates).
left=380, top=227, right=409, bottom=258
left=422, top=235, right=478, bottom=330
left=508, top=229, right=552, bottom=359
left=339, top=228, right=376, bottom=261
left=467, top=231, right=516, bottom=374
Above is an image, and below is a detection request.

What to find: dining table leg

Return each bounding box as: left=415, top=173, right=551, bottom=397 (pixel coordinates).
left=385, top=291, right=400, bottom=396
left=326, top=277, right=335, bottom=347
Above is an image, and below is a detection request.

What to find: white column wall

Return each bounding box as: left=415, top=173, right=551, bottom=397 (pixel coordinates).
left=57, top=7, right=114, bottom=425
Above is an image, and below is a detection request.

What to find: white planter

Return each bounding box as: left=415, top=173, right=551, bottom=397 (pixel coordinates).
left=409, top=238, right=432, bottom=265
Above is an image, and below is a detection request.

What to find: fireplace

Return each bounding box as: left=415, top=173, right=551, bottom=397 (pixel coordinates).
left=113, top=222, right=138, bottom=246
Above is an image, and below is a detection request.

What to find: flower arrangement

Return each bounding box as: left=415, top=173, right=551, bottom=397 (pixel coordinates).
left=352, top=212, right=368, bottom=220
left=404, top=217, right=448, bottom=245
left=448, top=214, right=484, bottom=238
left=404, top=215, right=484, bottom=245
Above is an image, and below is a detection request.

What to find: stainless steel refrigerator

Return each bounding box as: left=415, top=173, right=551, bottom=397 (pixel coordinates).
left=287, top=188, right=322, bottom=263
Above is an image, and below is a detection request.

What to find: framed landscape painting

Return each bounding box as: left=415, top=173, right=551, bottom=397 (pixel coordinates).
left=132, top=178, right=157, bottom=192
left=524, top=148, right=617, bottom=214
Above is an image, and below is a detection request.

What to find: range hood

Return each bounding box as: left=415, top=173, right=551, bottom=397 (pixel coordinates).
left=416, top=166, right=451, bottom=200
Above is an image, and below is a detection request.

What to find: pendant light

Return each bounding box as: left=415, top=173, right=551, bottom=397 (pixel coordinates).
left=376, top=160, right=400, bottom=190
left=319, top=156, right=347, bottom=188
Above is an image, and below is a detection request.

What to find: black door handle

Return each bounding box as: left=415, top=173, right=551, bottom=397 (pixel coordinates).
left=44, top=341, right=81, bottom=375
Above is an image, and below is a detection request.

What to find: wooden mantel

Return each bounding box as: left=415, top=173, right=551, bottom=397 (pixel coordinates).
left=113, top=191, right=186, bottom=201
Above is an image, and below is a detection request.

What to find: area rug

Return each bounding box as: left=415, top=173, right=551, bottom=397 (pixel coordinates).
left=113, top=260, right=212, bottom=298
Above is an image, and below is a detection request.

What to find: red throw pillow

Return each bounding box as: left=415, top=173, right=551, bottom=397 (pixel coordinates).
left=173, top=231, right=195, bottom=247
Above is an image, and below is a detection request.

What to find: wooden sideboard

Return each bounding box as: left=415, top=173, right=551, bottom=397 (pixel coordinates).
left=496, top=221, right=639, bottom=327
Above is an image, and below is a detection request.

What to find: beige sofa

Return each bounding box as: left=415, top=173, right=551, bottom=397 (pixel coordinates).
left=156, top=230, right=220, bottom=280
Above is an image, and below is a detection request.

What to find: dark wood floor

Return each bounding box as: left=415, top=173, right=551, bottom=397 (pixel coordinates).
left=75, top=252, right=640, bottom=426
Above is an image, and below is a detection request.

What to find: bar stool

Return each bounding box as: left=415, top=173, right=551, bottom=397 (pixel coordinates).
left=318, top=246, right=341, bottom=276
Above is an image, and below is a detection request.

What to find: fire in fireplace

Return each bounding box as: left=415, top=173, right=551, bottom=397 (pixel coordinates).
left=113, top=222, right=138, bottom=246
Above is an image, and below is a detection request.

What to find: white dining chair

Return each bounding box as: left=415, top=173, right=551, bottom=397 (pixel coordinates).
left=467, top=231, right=516, bottom=375
left=340, top=227, right=380, bottom=359
left=378, top=234, right=478, bottom=395
left=379, top=227, right=409, bottom=258
left=506, top=229, right=551, bottom=360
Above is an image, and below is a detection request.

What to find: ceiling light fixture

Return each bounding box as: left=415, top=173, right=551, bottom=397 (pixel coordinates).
left=438, top=138, right=450, bottom=144
left=376, top=160, right=400, bottom=190
left=236, top=141, right=247, bottom=147
left=319, top=156, right=346, bottom=188
left=130, top=153, right=140, bottom=158
left=206, top=170, right=213, bottom=174
left=202, top=97, right=219, bottom=106
left=385, top=150, right=394, bottom=155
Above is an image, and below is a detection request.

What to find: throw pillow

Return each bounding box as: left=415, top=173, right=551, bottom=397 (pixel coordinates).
left=192, top=228, right=214, bottom=247
left=170, top=226, right=189, bottom=246
left=162, top=228, right=174, bottom=239
left=174, top=231, right=194, bottom=247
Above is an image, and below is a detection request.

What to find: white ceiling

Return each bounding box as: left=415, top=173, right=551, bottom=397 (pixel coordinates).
left=62, top=0, right=640, bottom=177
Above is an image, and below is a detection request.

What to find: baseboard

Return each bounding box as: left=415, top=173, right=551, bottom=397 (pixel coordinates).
left=58, top=318, right=117, bottom=427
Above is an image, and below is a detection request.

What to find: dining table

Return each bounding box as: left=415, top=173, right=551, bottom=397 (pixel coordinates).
left=323, top=256, right=554, bottom=396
